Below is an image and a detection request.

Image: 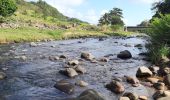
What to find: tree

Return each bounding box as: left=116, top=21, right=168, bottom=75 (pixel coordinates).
left=137, top=20, right=150, bottom=26
left=98, top=8, right=124, bottom=26
left=0, top=0, right=17, bottom=17
left=152, top=0, right=170, bottom=18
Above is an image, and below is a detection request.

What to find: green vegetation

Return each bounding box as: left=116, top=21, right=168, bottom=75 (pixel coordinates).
left=98, top=8, right=124, bottom=31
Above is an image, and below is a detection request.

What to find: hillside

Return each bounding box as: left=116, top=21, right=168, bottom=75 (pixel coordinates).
left=3, top=0, right=88, bottom=30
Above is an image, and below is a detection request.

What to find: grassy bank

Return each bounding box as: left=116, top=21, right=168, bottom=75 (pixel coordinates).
left=0, top=27, right=133, bottom=44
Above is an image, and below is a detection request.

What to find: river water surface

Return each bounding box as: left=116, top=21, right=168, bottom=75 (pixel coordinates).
left=0, top=35, right=154, bottom=100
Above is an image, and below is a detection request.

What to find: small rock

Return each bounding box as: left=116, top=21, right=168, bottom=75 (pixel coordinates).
left=139, top=96, right=147, bottom=100
left=59, top=55, right=67, bottom=59
left=59, top=68, right=78, bottom=78
left=99, top=57, right=109, bottom=62
left=119, top=97, right=130, bottom=100
left=123, top=92, right=138, bottom=100
left=106, top=80, right=125, bottom=94
left=81, top=52, right=94, bottom=61
left=159, top=67, right=170, bottom=76
left=51, top=45, right=56, bottom=48
left=135, top=44, right=143, bottom=48
left=153, top=82, right=165, bottom=90
left=2, top=67, right=8, bottom=71
left=136, top=66, right=153, bottom=78
left=30, top=42, right=37, bottom=47
left=75, top=80, right=88, bottom=87
left=20, top=56, right=27, bottom=61
left=149, top=66, right=160, bottom=75
left=117, top=50, right=132, bottom=59
left=54, top=80, right=74, bottom=94
left=68, top=60, right=79, bottom=66
left=147, top=78, right=159, bottom=84
left=49, top=56, right=59, bottom=61
left=75, top=66, right=86, bottom=74
left=0, top=72, right=7, bottom=80
left=77, top=89, right=105, bottom=100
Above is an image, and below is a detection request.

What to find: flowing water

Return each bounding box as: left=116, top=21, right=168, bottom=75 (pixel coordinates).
left=0, top=35, right=155, bottom=100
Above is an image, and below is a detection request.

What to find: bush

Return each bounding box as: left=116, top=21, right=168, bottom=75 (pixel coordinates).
left=149, top=14, right=170, bottom=64
left=110, top=25, right=123, bottom=31
left=0, top=0, right=17, bottom=17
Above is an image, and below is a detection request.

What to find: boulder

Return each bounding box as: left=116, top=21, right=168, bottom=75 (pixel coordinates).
left=106, top=80, right=125, bottom=94
left=75, top=80, right=88, bottom=87
left=54, top=80, right=74, bottom=94
left=117, top=50, right=132, bottom=59
left=123, top=92, right=138, bottom=100
left=149, top=66, right=160, bottom=75
left=153, top=82, right=165, bottom=90
left=68, top=60, right=79, bottom=66
left=75, top=66, right=86, bottom=74
left=136, top=66, right=153, bottom=78
left=77, top=89, right=105, bottom=100
left=159, top=67, right=170, bottom=76
left=124, top=75, right=140, bottom=87
left=59, top=68, right=78, bottom=78
left=81, top=52, right=94, bottom=61
left=0, top=72, right=7, bottom=80
left=119, top=97, right=130, bottom=100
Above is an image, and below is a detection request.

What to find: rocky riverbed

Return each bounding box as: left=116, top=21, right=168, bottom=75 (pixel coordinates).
left=0, top=34, right=158, bottom=100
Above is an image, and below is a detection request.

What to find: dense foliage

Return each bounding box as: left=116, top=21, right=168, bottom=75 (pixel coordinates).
left=149, top=14, right=170, bottom=64
left=98, top=8, right=124, bottom=28
left=0, top=0, right=17, bottom=17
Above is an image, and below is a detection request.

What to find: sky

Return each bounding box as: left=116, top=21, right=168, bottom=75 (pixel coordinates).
left=27, top=0, right=160, bottom=26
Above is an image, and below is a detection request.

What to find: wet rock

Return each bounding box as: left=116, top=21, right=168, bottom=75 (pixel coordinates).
left=159, top=67, right=170, bottom=76
left=119, top=97, right=130, bottom=100
left=136, top=66, right=153, bottom=78
left=54, top=80, right=74, bottom=94
left=51, top=45, right=56, bottom=48
left=99, top=57, right=109, bottom=62
left=153, top=90, right=170, bottom=100
left=30, top=42, right=37, bottom=47
left=75, top=80, right=88, bottom=87
left=49, top=56, right=59, bottom=61
left=59, top=68, right=78, bottom=78
left=77, top=89, right=105, bottom=100
left=123, top=92, right=138, bottom=100
left=124, top=75, right=140, bottom=87
left=75, top=66, right=86, bottom=74
left=153, top=82, right=165, bottom=90
left=135, top=44, right=143, bottom=48
left=2, top=67, right=8, bottom=71
left=20, top=56, right=27, bottom=61
left=104, top=54, right=114, bottom=57
left=124, top=44, right=132, bottom=47
left=99, top=38, right=104, bottom=41
left=163, top=74, right=170, bottom=89
left=59, top=55, right=67, bottom=59
left=147, top=78, right=159, bottom=84
left=68, top=60, right=79, bottom=66
left=0, top=72, right=7, bottom=80
left=106, top=80, right=125, bottom=94
left=139, top=96, right=148, bottom=100
left=81, top=52, right=94, bottom=61
left=117, top=50, right=132, bottom=59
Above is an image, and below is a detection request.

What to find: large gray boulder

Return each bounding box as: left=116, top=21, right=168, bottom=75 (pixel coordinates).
left=117, top=50, right=132, bottom=59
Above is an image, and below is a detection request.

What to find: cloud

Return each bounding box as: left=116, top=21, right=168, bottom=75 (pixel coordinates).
left=129, top=0, right=160, bottom=4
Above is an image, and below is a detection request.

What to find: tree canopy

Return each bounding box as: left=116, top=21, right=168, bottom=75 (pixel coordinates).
left=152, top=0, right=170, bottom=18
left=98, top=8, right=124, bottom=26
left=0, top=0, right=17, bottom=17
